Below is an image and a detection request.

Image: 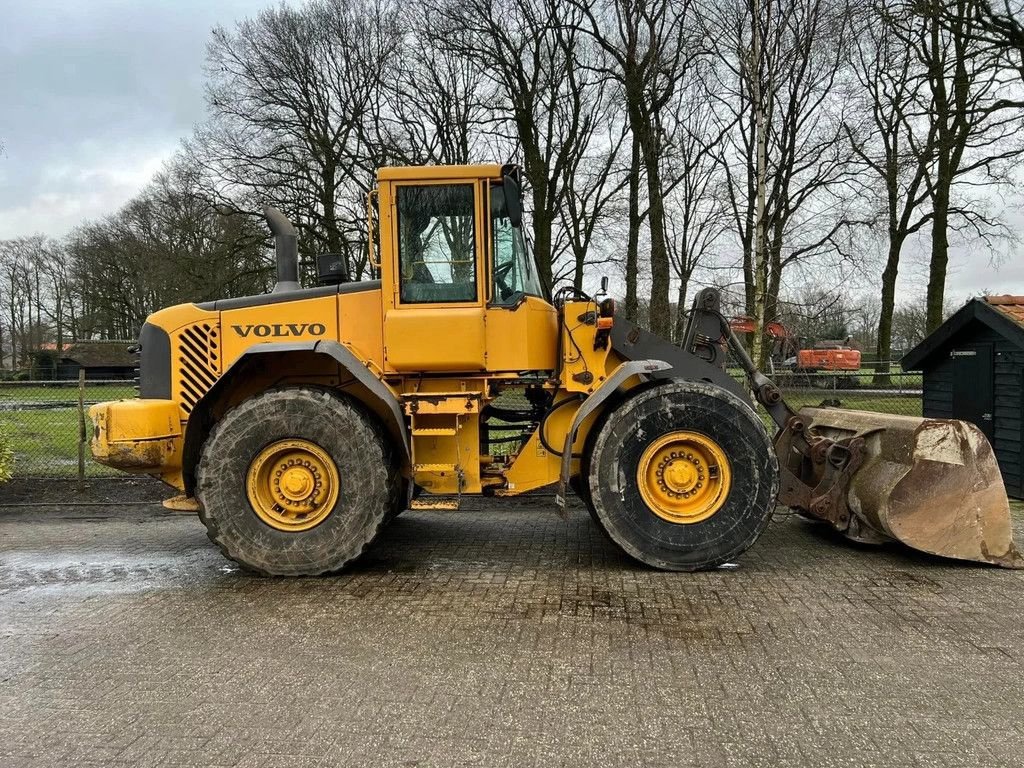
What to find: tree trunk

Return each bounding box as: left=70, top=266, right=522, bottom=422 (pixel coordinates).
left=573, top=245, right=585, bottom=292
left=320, top=162, right=347, bottom=282
left=624, top=132, right=641, bottom=323
left=873, top=235, right=904, bottom=385
left=624, top=89, right=670, bottom=336
left=532, top=205, right=554, bottom=291
left=926, top=183, right=950, bottom=333
left=750, top=0, right=768, bottom=369
left=521, top=144, right=554, bottom=290
left=643, top=138, right=671, bottom=339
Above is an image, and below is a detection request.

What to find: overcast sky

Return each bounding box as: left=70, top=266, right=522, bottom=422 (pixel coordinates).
left=0, top=0, right=1020, bottom=307
left=0, top=0, right=264, bottom=238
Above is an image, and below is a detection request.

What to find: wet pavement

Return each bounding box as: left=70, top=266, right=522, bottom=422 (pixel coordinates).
left=2, top=485, right=1024, bottom=767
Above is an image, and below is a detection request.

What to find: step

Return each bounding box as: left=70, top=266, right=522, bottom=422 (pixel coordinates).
left=401, top=392, right=480, bottom=415
left=413, top=463, right=458, bottom=473
left=410, top=497, right=461, bottom=511
left=411, top=427, right=458, bottom=437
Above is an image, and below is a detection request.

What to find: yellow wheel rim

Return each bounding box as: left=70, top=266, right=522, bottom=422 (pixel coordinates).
left=636, top=431, right=732, bottom=524
left=246, top=439, right=340, bottom=532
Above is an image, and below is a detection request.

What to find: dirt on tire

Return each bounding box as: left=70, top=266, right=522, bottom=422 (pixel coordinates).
left=586, top=380, right=779, bottom=571
left=196, top=386, right=396, bottom=576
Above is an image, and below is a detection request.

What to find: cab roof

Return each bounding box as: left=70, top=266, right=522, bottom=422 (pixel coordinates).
left=376, top=164, right=504, bottom=182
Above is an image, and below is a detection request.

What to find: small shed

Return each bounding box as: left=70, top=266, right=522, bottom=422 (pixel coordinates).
left=57, top=341, right=136, bottom=381
left=901, top=295, right=1024, bottom=499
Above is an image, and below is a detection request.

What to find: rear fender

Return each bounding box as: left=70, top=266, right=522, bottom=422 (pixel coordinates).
left=181, top=340, right=408, bottom=494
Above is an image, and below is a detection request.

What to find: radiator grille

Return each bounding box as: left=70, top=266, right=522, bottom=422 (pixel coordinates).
left=175, top=322, right=220, bottom=413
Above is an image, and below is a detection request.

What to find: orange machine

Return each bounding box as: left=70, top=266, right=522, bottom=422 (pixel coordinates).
left=728, top=317, right=861, bottom=372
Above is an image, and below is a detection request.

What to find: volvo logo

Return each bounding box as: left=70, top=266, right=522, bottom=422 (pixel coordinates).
left=231, top=323, right=327, bottom=338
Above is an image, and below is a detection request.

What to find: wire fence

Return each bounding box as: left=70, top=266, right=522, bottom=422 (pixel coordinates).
left=0, top=370, right=922, bottom=480
left=762, top=370, right=922, bottom=422
left=1, top=377, right=136, bottom=479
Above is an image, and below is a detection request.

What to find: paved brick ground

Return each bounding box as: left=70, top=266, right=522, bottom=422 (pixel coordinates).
left=2, top=490, right=1024, bottom=767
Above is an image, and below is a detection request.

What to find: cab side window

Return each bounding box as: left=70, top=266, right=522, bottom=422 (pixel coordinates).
left=397, top=184, right=477, bottom=303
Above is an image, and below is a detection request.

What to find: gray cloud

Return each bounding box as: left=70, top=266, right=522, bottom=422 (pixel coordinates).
left=0, top=0, right=266, bottom=237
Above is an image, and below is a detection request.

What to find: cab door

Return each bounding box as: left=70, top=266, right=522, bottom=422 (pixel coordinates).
left=382, top=180, right=487, bottom=373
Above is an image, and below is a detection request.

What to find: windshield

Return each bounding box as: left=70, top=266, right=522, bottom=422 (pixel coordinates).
left=490, top=183, right=545, bottom=305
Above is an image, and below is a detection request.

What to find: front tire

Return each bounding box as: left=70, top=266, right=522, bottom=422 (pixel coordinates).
left=586, top=380, right=778, bottom=571
left=196, top=387, right=393, bottom=576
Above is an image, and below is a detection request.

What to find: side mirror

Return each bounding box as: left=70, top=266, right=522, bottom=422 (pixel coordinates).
left=599, top=276, right=609, bottom=296
left=502, top=174, right=523, bottom=228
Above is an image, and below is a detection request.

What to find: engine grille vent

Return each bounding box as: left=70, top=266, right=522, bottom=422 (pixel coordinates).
left=175, top=322, right=220, bottom=413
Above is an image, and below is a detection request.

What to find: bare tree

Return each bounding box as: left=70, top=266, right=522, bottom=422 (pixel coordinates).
left=553, top=114, right=630, bottom=290
left=570, top=0, right=696, bottom=337
left=847, top=1, right=938, bottom=381
left=68, top=160, right=268, bottom=340
left=191, top=0, right=403, bottom=281
left=0, top=236, right=56, bottom=367
left=663, top=88, right=731, bottom=342
left=377, top=13, right=498, bottom=166
left=703, top=0, right=864, bottom=366
left=894, top=0, right=1024, bottom=330
left=428, top=0, right=614, bottom=290
left=37, top=240, right=78, bottom=353
left=956, top=0, right=1024, bottom=87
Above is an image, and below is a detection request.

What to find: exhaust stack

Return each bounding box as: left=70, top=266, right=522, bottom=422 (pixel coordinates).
left=263, top=206, right=300, bottom=293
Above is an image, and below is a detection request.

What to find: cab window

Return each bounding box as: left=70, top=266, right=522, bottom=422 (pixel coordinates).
left=397, top=184, right=477, bottom=303
left=490, top=183, right=544, bottom=305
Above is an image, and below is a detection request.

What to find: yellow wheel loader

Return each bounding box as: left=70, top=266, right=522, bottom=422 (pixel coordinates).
left=89, top=164, right=1022, bottom=575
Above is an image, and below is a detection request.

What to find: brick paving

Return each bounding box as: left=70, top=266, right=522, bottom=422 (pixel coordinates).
left=1, top=490, right=1023, bottom=767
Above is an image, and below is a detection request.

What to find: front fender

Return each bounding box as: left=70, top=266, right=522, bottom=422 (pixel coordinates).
left=554, top=359, right=672, bottom=515
left=181, top=340, right=409, bottom=493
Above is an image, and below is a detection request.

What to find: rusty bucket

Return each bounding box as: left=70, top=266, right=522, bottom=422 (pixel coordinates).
left=785, top=408, right=1023, bottom=568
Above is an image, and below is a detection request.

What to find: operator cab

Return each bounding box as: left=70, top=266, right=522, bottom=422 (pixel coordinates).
left=376, top=165, right=557, bottom=374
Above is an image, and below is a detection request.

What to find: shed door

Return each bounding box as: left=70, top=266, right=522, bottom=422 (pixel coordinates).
left=951, top=343, right=994, bottom=442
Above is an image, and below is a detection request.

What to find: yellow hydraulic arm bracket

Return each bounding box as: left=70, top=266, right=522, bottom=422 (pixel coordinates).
left=554, top=359, right=672, bottom=518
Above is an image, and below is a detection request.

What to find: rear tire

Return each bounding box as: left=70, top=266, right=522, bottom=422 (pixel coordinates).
left=196, top=387, right=393, bottom=576
left=586, top=380, right=778, bottom=571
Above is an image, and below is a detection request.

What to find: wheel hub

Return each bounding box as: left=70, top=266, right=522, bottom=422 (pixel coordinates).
left=246, top=439, right=340, bottom=532
left=280, top=465, right=315, bottom=501
left=637, top=431, right=731, bottom=524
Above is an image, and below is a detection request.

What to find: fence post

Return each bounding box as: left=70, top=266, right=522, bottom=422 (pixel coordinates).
left=77, top=369, right=86, bottom=485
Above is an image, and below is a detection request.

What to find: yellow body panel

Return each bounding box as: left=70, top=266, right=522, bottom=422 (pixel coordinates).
left=339, top=288, right=384, bottom=367
left=559, top=300, right=613, bottom=394
left=89, top=399, right=183, bottom=480
left=386, top=307, right=486, bottom=371
left=378, top=164, right=503, bottom=181
left=148, top=302, right=219, bottom=334
left=484, top=297, right=559, bottom=372
left=220, top=295, right=341, bottom=371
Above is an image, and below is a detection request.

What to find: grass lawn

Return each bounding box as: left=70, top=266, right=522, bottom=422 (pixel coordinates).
left=757, top=390, right=922, bottom=432
left=727, top=367, right=922, bottom=389
left=779, top=391, right=922, bottom=417
left=0, top=382, right=134, bottom=404
left=4, top=406, right=122, bottom=478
